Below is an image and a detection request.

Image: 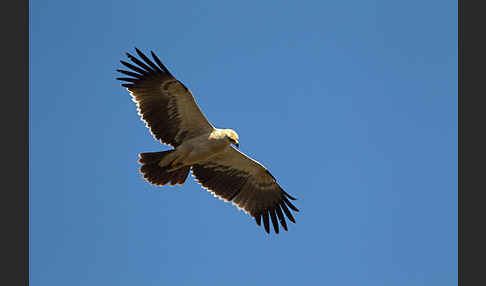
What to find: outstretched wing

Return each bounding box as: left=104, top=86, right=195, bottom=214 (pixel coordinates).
left=191, top=148, right=299, bottom=234
left=116, top=48, right=214, bottom=147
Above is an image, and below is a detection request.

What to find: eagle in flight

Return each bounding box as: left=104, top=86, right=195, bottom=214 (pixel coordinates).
left=116, top=48, right=299, bottom=234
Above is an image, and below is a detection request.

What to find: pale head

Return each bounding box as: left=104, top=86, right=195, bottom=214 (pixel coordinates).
left=223, top=129, right=239, bottom=148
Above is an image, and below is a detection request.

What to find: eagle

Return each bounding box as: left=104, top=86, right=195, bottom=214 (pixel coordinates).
left=116, top=48, right=299, bottom=234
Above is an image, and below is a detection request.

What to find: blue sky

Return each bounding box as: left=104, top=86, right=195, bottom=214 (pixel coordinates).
left=30, top=1, right=457, bottom=285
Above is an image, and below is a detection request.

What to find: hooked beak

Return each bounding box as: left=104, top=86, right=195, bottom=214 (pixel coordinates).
left=235, top=143, right=239, bottom=148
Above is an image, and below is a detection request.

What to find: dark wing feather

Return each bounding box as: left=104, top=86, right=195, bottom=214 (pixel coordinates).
left=191, top=148, right=299, bottom=234
left=116, top=48, right=213, bottom=147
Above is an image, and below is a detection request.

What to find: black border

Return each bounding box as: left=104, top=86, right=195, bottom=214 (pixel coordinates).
left=460, top=0, right=486, bottom=285
left=2, top=0, right=28, bottom=285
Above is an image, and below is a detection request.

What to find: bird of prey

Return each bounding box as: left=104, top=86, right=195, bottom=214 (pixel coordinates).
left=116, top=48, right=299, bottom=234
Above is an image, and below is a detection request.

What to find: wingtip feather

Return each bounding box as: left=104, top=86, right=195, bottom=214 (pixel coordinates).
left=280, top=202, right=296, bottom=224
left=269, top=208, right=280, bottom=234
left=262, top=211, right=270, bottom=234
left=283, top=190, right=297, bottom=200
left=283, top=196, right=299, bottom=212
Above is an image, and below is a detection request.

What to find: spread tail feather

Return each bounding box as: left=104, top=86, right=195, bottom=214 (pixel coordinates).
left=138, top=151, right=190, bottom=186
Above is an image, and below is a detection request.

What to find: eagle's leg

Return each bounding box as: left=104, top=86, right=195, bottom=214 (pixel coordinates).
left=158, top=150, right=178, bottom=168
left=160, top=148, right=190, bottom=172
left=166, top=161, right=187, bottom=172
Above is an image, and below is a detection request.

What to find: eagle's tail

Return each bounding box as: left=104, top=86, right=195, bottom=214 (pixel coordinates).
left=138, top=151, right=190, bottom=186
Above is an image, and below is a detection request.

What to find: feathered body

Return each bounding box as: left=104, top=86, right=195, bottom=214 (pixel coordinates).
left=117, top=48, right=299, bottom=234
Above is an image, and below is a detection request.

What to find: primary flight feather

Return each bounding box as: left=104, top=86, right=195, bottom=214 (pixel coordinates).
left=116, top=48, right=299, bottom=234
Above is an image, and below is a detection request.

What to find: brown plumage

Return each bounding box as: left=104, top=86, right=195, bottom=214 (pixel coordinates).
left=117, top=48, right=299, bottom=234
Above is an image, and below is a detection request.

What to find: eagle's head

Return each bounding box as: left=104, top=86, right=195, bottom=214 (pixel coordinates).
left=224, top=129, right=239, bottom=148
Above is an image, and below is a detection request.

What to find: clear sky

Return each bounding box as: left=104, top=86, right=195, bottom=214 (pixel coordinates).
left=30, top=1, right=457, bottom=285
